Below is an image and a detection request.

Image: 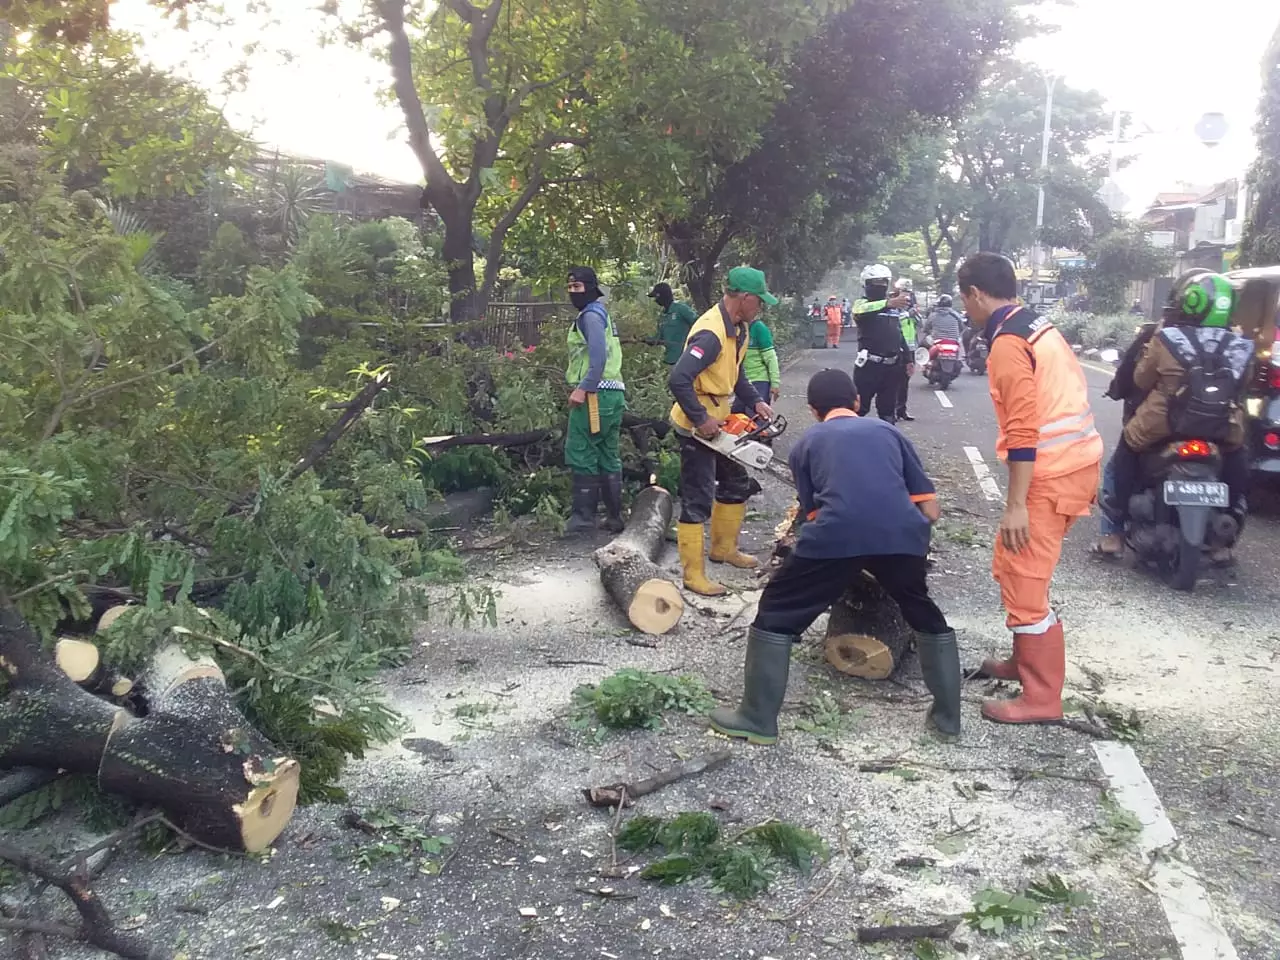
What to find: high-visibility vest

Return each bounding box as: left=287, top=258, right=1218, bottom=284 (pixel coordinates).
left=669, top=303, right=748, bottom=431
left=991, top=309, right=1104, bottom=480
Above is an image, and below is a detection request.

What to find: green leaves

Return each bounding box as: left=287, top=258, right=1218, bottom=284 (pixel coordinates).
left=621, top=811, right=827, bottom=900
left=964, top=887, right=1042, bottom=936
left=570, top=668, right=715, bottom=736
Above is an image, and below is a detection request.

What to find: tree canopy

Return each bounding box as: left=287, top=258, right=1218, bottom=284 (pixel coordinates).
left=1240, top=21, right=1280, bottom=267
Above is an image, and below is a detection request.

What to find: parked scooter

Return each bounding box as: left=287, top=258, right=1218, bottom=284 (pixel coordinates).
left=1124, top=439, right=1239, bottom=591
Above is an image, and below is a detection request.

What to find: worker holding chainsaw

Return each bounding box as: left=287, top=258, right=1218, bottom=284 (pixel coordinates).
left=957, top=253, right=1103, bottom=725
left=669, top=266, right=778, bottom=597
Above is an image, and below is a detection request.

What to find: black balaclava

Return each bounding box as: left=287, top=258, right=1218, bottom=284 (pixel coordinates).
left=569, top=266, right=603, bottom=312
left=865, top=279, right=890, bottom=302
left=649, top=282, right=675, bottom=309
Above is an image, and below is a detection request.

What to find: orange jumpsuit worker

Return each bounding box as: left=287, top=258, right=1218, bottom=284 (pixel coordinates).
left=956, top=253, right=1103, bottom=725
left=824, top=297, right=843, bottom=348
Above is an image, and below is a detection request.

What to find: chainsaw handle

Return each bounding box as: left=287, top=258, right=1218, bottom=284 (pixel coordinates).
left=743, top=414, right=787, bottom=443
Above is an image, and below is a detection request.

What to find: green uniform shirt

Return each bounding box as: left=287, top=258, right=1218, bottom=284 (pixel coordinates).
left=900, top=313, right=918, bottom=348
left=656, top=301, right=698, bottom=365
left=742, top=319, right=781, bottom=387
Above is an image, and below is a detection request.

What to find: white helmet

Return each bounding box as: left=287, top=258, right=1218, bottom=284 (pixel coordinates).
left=860, top=263, right=892, bottom=283
left=894, top=278, right=913, bottom=291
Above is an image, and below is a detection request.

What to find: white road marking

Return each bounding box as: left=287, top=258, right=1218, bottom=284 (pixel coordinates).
left=1093, top=741, right=1240, bottom=960
left=934, top=390, right=954, bottom=409
left=962, top=445, right=1002, bottom=501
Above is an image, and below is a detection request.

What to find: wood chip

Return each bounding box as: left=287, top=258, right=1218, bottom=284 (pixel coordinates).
left=532, top=855, right=548, bottom=864
left=265, top=896, right=284, bottom=910
left=519, top=907, right=538, bottom=918
left=640, top=918, right=651, bottom=931
left=381, top=897, right=401, bottom=912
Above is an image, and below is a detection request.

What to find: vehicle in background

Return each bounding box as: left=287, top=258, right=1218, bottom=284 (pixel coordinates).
left=1226, top=265, right=1280, bottom=479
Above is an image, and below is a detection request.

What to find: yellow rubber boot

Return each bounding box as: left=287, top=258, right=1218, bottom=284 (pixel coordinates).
left=677, top=523, right=727, bottom=597
left=708, top=502, right=759, bottom=569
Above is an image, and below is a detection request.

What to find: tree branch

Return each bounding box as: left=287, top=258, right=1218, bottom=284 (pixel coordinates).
left=478, top=154, right=551, bottom=304
left=284, top=371, right=391, bottom=482
left=376, top=0, right=460, bottom=197
left=501, top=64, right=585, bottom=127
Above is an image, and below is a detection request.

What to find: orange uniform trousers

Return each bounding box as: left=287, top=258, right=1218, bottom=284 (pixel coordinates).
left=992, top=463, right=1100, bottom=630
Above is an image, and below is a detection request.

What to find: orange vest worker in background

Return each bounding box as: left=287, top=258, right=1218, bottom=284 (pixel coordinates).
left=824, top=298, right=842, bottom=348
left=957, top=253, right=1103, bottom=725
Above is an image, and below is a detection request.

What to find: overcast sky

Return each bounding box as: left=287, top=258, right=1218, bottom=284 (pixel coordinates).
left=112, top=0, right=1280, bottom=215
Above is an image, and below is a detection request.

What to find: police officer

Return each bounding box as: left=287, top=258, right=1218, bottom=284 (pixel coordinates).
left=669, top=267, right=777, bottom=597
left=852, top=264, right=912, bottom=422
left=565, top=267, right=626, bottom=534
left=894, top=279, right=920, bottom=422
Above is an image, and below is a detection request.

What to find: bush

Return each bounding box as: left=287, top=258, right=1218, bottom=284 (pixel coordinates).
left=1048, top=309, right=1140, bottom=352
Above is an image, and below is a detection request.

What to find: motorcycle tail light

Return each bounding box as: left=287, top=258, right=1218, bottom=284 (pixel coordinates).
left=1270, top=365, right=1280, bottom=390
left=1265, top=431, right=1280, bottom=450
left=1177, top=439, right=1211, bottom=458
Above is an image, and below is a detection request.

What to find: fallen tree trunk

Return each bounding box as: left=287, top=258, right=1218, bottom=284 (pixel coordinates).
left=593, top=485, right=683, bottom=636
left=0, top=596, right=298, bottom=853
left=855, top=921, right=956, bottom=943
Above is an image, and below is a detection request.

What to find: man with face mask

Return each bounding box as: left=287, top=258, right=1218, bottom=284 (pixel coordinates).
left=648, top=283, right=698, bottom=366
left=669, top=267, right=777, bottom=597
left=565, top=266, right=626, bottom=534
left=852, top=264, right=913, bottom=422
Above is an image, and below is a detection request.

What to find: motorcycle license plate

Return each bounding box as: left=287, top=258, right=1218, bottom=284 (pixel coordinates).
left=1162, top=480, right=1229, bottom=507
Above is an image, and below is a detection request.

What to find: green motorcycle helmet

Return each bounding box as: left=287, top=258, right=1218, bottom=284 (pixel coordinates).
left=1170, top=270, right=1235, bottom=328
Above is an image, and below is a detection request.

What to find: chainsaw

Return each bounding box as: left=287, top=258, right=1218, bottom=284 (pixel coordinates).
left=692, top=412, right=788, bottom=470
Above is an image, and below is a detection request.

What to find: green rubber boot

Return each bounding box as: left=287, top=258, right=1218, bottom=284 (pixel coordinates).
left=917, top=630, right=962, bottom=740
left=708, top=627, right=794, bottom=745
left=565, top=473, right=600, bottom=534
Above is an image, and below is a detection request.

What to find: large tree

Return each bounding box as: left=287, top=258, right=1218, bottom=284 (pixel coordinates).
left=653, top=0, right=1018, bottom=309
left=1239, top=21, right=1280, bottom=267
left=356, top=0, right=829, bottom=322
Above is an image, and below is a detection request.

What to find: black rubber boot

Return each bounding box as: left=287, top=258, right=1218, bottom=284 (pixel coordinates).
left=708, top=627, right=794, bottom=745
left=565, top=473, right=600, bottom=534
left=917, top=630, right=962, bottom=739
left=600, top=473, right=625, bottom=534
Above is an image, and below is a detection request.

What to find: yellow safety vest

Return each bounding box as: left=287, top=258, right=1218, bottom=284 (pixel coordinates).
left=669, top=303, right=748, bottom=431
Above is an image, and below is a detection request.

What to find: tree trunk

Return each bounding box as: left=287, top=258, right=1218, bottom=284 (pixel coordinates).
left=823, top=571, right=915, bottom=680
left=440, top=207, right=483, bottom=325
left=0, top=598, right=298, bottom=853
left=594, top=486, right=684, bottom=636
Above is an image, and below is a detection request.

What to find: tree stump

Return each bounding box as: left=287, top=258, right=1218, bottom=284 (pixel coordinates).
left=0, top=597, right=298, bottom=853
left=823, top=570, right=915, bottom=680
left=594, top=485, right=684, bottom=635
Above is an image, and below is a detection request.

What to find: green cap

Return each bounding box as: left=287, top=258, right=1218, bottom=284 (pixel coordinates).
left=726, top=266, right=778, bottom=306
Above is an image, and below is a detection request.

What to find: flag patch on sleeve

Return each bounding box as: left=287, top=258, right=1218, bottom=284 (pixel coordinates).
left=689, top=346, right=704, bottom=359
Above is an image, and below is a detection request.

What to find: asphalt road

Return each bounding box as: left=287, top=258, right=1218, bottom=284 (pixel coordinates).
left=768, top=332, right=1280, bottom=960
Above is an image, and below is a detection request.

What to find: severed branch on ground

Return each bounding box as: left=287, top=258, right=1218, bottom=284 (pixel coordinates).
left=0, top=838, right=170, bottom=960
left=583, top=750, right=732, bottom=808
left=855, top=921, right=957, bottom=943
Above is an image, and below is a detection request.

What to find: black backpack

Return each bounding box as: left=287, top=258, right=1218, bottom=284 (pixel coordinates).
left=1165, top=333, right=1240, bottom=442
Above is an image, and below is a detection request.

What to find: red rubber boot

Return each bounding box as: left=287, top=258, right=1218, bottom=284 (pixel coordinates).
left=981, top=624, right=1065, bottom=725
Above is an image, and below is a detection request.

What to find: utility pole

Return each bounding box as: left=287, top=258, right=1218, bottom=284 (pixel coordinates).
left=1030, top=73, right=1057, bottom=302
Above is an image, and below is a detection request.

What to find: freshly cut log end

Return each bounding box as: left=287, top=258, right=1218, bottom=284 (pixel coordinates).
left=233, top=757, right=301, bottom=853
left=109, top=677, right=134, bottom=698
left=626, top=578, right=684, bottom=635
left=822, top=571, right=914, bottom=681
left=595, top=485, right=684, bottom=636
left=54, top=638, right=100, bottom=684
left=96, top=605, right=132, bottom=633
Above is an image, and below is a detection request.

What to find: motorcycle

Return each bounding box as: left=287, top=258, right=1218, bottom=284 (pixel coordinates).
left=1246, top=344, right=1280, bottom=477
left=1124, top=439, right=1239, bottom=592
left=967, top=336, right=988, bottom=375
left=919, top=339, right=962, bottom=390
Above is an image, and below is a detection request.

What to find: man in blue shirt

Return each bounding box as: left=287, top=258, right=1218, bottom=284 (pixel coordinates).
left=708, top=368, right=961, bottom=744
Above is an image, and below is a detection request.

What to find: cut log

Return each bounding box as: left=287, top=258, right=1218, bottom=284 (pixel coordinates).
left=0, top=597, right=297, bottom=853
left=55, top=638, right=100, bottom=684
left=593, top=485, right=683, bottom=635
left=823, top=571, right=915, bottom=680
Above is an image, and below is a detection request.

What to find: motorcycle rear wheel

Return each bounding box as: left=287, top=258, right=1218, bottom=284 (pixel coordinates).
left=1171, top=536, right=1201, bottom=592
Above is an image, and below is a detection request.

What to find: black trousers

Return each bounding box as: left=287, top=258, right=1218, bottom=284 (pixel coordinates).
left=754, top=553, right=949, bottom=637
left=894, top=363, right=911, bottom=417
left=678, top=434, right=754, bottom=524
left=1109, top=437, right=1250, bottom=523
left=854, top=363, right=898, bottom=421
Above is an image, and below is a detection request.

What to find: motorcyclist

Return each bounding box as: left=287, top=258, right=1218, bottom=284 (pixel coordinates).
left=841, top=297, right=852, bottom=328
left=923, top=294, right=965, bottom=359
left=852, top=265, right=912, bottom=421
left=1104, top=271, right=1254, bottom=554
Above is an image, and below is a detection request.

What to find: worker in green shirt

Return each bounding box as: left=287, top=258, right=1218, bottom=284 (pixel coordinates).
left=648, top=283, right=698, bottom=365
left=733, top=317, right=782, bottom=414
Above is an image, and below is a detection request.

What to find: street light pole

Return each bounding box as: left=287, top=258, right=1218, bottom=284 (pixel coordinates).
left=1030, top=73, right=1057, bottom=298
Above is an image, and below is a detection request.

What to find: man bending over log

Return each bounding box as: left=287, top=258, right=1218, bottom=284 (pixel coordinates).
left=708, top=369, right=962, bottom=744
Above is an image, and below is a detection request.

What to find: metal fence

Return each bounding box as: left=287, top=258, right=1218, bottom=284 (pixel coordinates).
left=472, top=299, right=571, bottom=351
